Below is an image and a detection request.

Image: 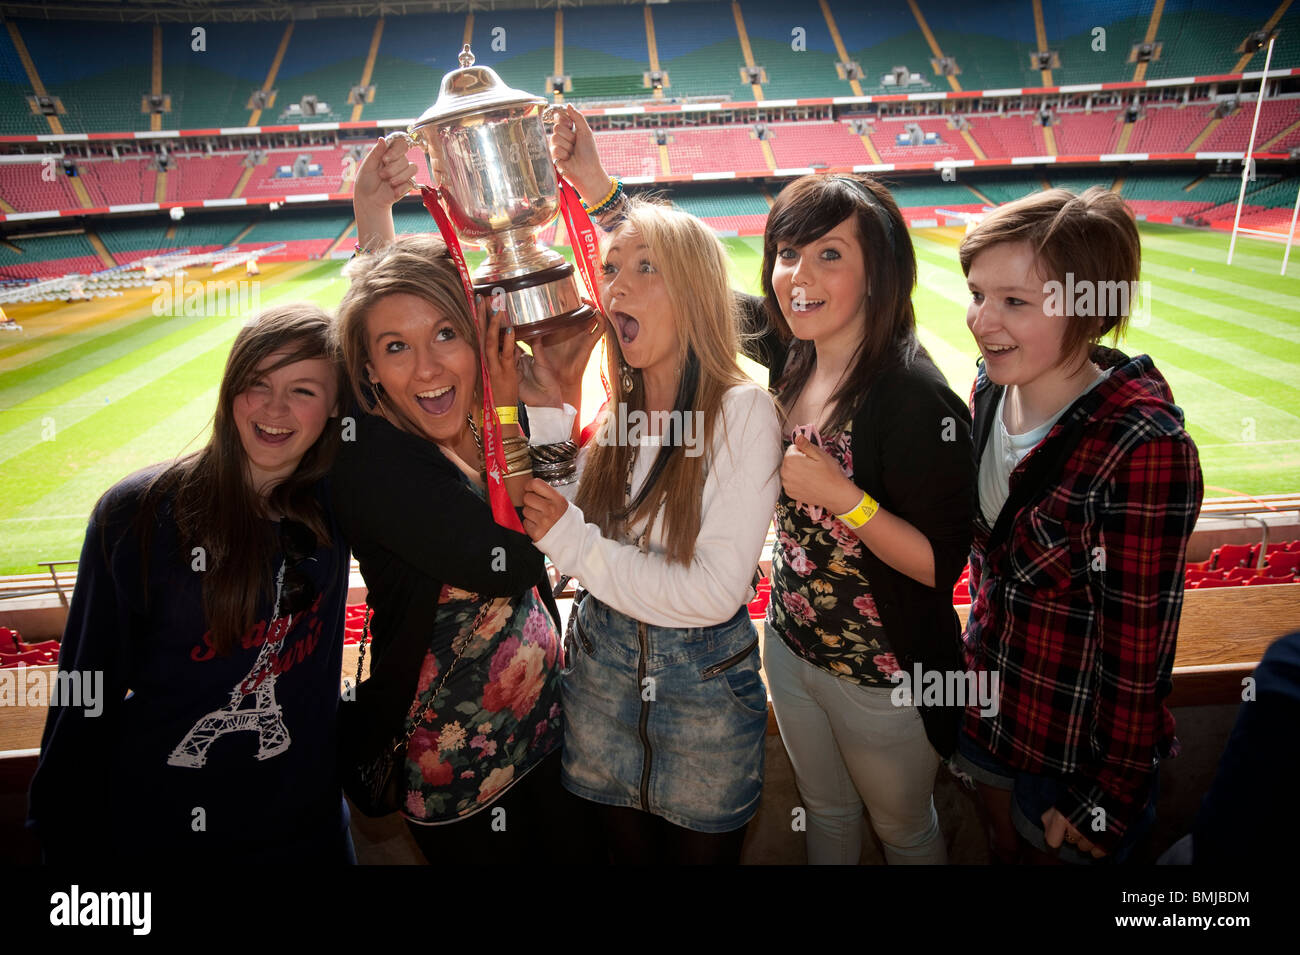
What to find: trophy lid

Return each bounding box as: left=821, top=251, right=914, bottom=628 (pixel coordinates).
left=412, top=44, right=546, bottom=129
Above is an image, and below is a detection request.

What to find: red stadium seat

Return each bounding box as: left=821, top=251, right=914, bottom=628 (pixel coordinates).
left=1211, top=544, right=1256, bottom=570
left=1192, top=577, right=1237, bottom=588
left=1225, top=566, right=1256, bottom=582
left=1264, top=552, right=1300, bottom=577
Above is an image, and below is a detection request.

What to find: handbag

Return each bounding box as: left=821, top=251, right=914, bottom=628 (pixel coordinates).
left=339, top=597, right=495, bottom=817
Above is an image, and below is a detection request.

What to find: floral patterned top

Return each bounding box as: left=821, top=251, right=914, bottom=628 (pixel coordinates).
left=400, top=480, right=564, bottom=824
left=767, top=422, right=899, bottom=687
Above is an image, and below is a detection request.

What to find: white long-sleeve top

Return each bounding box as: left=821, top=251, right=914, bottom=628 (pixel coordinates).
left=528, top=382, right=782, bottom=628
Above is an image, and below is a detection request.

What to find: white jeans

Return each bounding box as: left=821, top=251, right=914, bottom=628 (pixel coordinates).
left=763, top=629, right=947, bottom=865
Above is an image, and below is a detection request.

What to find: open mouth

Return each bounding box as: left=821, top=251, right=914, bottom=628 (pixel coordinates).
left=613, top=311, right=640, bottom=345
left=416, top=384, right=456, bottom=415
left=983, top=343, right=1018, bottom=359
left=253, top=422, right=295, bottom=446
left=792, top=298, right=825, bottom=313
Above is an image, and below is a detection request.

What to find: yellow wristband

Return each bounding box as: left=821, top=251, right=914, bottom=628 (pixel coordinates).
left=494, top=405, right=519, bottom=426
left=836, top=490, right=879, bottom=529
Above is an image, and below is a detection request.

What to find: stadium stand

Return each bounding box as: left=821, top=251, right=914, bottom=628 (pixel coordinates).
left=1051, top=108, right=1124, bottom=155
left=741, top=0, right=854, bottom=100
left=1144, top=2, right=1300, bottom=80
left=78, top=158, right=158, bottom=207
left=0, top=232, right=101, bottom=279
left=163, top=153, right=248, bottom=204
left=245, top=148, right=343, bottom=195
left=1124, top=104, right=1216, bottom=154
left=831, top=4, right=939, bottom=96
left=468, top=10, right=558, bottom=107
left=0, top=23, right=52, bottom=136
left=766, top=121, right=872, bottom=169
left=364, top=12, right=464, bottom=121
left=561, top=5, right=652, bottom=102
left=869, top=117, right=978, bottom=164
left=652, top=1, right=753, bottom=102
left=969, top=172, right=1042, bottom=205
left=159, top=22, right=286, bottom=129
left=923, top=0, right=1043, bottom=92
left=966, top=112, right=1050, bottom=160
left=669, top=184, right=770, bottom=233
left=0, top=161, right=82, bottom=213
left=665, top=126, right=769, bottom=175
left=591, top=129, right=662, bottom=179
left=1043, top=0, right=1150, bottom=86
left=15, top=18, right=154, bottom=134
left=1201, top=98, right=1300, bottom=151
left=266, top=18, right=377, bottom=124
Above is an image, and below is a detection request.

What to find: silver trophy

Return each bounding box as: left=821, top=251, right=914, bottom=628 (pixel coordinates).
left=385, top=45, right=598, bottom=340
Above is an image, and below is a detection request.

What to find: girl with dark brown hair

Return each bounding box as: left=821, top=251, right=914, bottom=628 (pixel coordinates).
left=755, top=174, right=975, bottom=865
left=29, top=304, right=354, bottom=864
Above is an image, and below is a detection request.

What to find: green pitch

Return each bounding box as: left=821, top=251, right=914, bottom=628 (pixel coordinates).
left=2, top=224, right=1298, bottom=575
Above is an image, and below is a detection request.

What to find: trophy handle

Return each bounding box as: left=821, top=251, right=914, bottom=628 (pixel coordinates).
left=541, top=104, right=566, bottom=129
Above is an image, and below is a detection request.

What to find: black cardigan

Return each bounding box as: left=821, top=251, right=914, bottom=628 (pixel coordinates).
left=330, top=404, right=561, bottom=753
left=738, top=293, right=976, bottom=757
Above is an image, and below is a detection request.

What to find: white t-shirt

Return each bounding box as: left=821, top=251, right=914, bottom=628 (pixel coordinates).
left=977, top=368, right=1113, bottom=524
left=528, top=382, right=782, bottom=628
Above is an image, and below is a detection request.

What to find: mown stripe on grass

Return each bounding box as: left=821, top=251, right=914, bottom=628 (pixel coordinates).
left=3, top=385, right=218, bottom=574
left=0, top=261, right=341, bottom=443
left=2, top=340, right=239, bottom=515
left=0, top=311, right=245, bottom=466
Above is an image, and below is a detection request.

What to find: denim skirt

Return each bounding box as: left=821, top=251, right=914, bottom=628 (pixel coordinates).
left=560, top=595, right=768, bottom=833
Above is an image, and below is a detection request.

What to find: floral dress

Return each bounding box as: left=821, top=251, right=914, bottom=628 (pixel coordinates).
left=767, top=422, right=899, bottom=687
left=401, top=482, right=564, bottom=823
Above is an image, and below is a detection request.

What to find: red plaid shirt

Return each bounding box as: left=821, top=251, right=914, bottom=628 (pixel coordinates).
left=961, top=348, right=1203, bottom=854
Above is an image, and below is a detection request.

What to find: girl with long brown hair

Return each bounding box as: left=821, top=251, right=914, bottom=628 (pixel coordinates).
left=330, top=139, right=598, bottom=864
left=29, top=304, right=353, bottom=863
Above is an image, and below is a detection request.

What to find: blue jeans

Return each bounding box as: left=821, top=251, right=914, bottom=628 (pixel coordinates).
left=952, top=732, right=1157, bottom=864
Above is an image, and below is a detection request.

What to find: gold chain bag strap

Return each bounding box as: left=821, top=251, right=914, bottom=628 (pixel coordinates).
left=345, top=597, right=498, bottom=817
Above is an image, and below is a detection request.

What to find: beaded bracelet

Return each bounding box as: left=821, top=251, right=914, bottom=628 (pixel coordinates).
left=582, top=177, right=624, bottom=216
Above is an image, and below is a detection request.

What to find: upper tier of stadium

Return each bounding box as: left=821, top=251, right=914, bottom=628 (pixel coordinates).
left=1, top=0, right=1297, bottom=134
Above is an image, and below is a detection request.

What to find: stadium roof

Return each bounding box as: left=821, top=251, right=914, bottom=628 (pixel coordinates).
left=0, top=0, right=691, bottom=23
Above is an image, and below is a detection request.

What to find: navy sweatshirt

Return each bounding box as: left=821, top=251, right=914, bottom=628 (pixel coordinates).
left=27, top=466, right=351, bottom=864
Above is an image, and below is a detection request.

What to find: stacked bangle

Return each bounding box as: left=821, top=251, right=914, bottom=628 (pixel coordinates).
left=502, top=434, right=532, bottom=478
left=836, top=490, right=880, bottom=529
left=582, top=177, right=624, bottom=216
left=530, top=440, right=578, bottom=486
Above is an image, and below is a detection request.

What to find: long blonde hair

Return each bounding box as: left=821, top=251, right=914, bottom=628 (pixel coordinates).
left=576, top=199, right=753, bottom=565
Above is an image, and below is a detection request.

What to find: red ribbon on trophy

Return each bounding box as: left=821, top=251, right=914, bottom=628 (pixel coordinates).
left=419, top=183, right=523, bottom=533
left=554, top=171, right=613, bottom=440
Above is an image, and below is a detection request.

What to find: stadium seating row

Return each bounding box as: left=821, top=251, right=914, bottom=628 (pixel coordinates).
left=3, top=99, right=1298, bottom=216
left=4, top=165, right=1299, bottom=279
left=0, top=1, right=1295, bottom=134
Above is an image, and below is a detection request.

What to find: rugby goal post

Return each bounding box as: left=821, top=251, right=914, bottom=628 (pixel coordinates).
left=1225, top=34, right=1300, bottom=274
